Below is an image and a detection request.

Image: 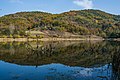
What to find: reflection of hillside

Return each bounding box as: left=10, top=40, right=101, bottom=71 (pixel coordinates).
left=0, top=41, right=119, bottom=67
left=111, top=46, right=120, bottom=80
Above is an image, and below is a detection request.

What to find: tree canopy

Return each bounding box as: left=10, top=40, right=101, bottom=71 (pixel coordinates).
left=0, top=9, right=120, bottom=38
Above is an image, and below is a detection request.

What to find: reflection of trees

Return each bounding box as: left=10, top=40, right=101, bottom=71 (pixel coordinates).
left=24, top=41, right=111, bottom=67
left=24, top=42, right=58, bottom=66
left=0, top=41, right=120, bottom=79
left=9, top=43, right=15, bottom=55
left=26, top=42, right=54, bottom=56
left=111, top=46, right=120, bottom=80
left=0, top=41, right=118, bottom=67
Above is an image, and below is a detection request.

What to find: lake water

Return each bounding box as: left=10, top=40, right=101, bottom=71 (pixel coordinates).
left=0, top=41, right=119, bottom=80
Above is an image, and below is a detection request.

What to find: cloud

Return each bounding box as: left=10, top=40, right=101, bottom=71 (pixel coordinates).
left=73, top=0, right=93, bottom=9
left=9, top=0, right=23, bottom=4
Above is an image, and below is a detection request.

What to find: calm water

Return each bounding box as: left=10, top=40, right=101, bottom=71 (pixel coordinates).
left=0, top=41, right=119, bottom=80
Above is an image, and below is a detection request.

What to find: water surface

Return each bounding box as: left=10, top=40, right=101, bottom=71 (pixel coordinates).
left=0, top=41, right=119, bottom=80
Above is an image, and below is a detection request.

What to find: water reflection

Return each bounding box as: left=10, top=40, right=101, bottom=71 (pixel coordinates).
left=112, top=44, right=120, bottom=80
left=0, top=41, right=119, bottom=80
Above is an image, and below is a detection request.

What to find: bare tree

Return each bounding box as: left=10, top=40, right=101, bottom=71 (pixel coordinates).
left=9, top=24, right=15, bottom=38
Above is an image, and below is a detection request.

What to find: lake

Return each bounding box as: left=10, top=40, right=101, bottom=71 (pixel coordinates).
left=0, top=41, right=119, bottom=80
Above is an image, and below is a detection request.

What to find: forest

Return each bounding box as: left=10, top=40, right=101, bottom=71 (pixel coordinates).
left=0, top=9, right=120, bottom=38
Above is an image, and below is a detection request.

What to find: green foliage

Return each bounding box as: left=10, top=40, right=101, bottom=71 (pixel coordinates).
left=0, top=9, right=120, bottom=38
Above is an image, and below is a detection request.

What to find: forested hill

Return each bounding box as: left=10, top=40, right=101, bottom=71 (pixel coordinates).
left=0, top=9, right=120, bottom=38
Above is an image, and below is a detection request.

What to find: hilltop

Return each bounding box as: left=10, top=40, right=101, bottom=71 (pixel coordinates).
left=0, top=9, right=120, bottom=38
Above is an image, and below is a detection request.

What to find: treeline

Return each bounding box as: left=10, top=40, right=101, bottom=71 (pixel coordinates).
left=0, top=9, right=120, bottom=38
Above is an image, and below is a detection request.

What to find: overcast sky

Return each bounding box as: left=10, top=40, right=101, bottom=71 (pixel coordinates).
left=0, top=0, right=120, bottom=16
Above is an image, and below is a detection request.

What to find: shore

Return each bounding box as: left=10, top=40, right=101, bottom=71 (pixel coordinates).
left=0, top=38, right=119, bottom=42
left=0, top=38, right=105, bottom=42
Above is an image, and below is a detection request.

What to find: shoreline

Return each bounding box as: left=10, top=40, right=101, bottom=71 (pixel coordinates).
left=0, top=38, right=119, bottom=42
left=0, top=38, right=105, bottom=42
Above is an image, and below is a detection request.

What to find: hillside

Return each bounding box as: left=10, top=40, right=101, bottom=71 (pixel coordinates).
left=0, top=9, right=120, bottom=38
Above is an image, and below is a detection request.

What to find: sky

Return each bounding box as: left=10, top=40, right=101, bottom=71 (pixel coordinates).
left=0, top=0, right=120, bottom=16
